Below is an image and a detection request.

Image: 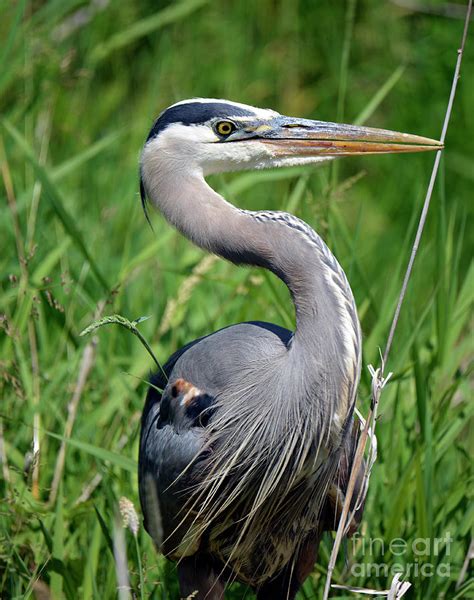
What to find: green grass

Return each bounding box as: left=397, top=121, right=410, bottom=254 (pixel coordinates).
left=1, top=1, right=472, bottom=598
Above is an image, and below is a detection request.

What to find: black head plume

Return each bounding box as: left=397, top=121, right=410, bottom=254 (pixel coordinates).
left=139, top=169, right=153, bottom=229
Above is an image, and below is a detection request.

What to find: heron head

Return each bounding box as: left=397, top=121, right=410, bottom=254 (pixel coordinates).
left=140, top=98, right=442, bottom=217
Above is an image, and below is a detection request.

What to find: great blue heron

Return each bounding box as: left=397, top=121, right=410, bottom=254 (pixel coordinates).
left=138, top=99, right=441, bottom=599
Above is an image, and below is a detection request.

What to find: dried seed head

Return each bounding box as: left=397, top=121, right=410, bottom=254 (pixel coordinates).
left=119, top=496, right=139, bottom=537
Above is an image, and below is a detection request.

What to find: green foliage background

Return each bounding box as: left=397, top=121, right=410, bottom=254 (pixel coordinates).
left=1, top=1, right=472, bottom=598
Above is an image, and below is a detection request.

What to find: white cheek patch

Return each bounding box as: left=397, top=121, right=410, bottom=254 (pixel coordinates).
left=141, top=123, right=219, bottom=179
left=142, top=123, right=276, bottom=178
left=156, top=122, right=219, bottom=145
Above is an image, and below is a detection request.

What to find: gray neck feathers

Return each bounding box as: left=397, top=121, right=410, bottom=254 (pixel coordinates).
left=145, top=169, right=361, bottom=419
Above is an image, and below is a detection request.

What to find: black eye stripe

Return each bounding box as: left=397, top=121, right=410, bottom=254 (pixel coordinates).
left=145, top=102, right=252, bottom=142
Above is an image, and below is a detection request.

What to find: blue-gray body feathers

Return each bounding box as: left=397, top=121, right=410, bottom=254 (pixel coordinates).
left=139, top=318, right=362, bottom=590
left=138, top=99, right=367, bottom=598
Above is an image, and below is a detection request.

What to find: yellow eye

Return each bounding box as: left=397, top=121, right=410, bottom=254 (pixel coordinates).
left=215, top=121, right=236, bottom=137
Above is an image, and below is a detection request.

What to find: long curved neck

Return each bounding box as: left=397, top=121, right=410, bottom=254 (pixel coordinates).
left=146, top=168, right=361, bottom=414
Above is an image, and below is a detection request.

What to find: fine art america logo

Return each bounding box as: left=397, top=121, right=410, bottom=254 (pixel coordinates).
left=350, top=532, right=453, bottom=578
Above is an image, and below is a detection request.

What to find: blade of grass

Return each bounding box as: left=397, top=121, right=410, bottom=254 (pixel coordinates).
left=82, top=518, right=102, bottom=600
left=45, top=430, right=136, bottom=473
left=90, top=0, right=209, bottom=64
left=50, top=483, right=64, bottom=599
left=354, top=65, right=406, bottom=126
left=0, top=0, right=27, bottom=94
left=330, top=0, right=357, bottom=191
left=1, top=119, right=110, bottom=292
left=223, top=166, right=308, bottom=197
left=51, top=130, right=125, bottom=181
left=94, top=505, right=115, bottom=557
